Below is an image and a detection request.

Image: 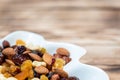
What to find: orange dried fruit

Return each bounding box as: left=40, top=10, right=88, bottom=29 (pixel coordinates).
left=53, top=58, right=65, bottom=69
left=40, top=75, right=48, bottom=80
left=21, top=60, right=32, bottom=71
left=16, top=39, right=26, bottom=46
left=15, top=70, right=29, bottom=80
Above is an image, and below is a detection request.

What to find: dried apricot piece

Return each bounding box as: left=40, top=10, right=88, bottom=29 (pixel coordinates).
left=40, top=75, right=48, bottom=80
left=21, top=60, right=32, bottom=71
left=15, top=69, right=29, bottom=80
left=53, top=58, right=65, bottom=69
left=16, top=39, right=26, bottom=46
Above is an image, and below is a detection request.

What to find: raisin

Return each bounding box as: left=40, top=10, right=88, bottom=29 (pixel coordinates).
left=0, top=52, right=5, bottom=64
left=68, top=77, right=79, bottom=80
left=17, top=46, right=26, bottom=54
left=33, top=70, right=41, bottom=78
left=61, top=78, right=67, bottom=80
left=46, top=72, right=54, bottom=79
left=2, top=40, right=10, bottom=48
left=12, top=54, right=30, bottom=65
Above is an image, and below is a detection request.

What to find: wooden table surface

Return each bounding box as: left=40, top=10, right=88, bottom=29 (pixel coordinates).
left=0, top=0, right=120, bottom=80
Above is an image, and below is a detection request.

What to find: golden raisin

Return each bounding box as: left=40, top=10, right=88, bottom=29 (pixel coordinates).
left=16, top=39, right=26, bottom=46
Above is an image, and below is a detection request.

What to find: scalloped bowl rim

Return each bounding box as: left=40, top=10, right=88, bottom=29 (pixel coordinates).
left=0, top=31, right=109, bottom=80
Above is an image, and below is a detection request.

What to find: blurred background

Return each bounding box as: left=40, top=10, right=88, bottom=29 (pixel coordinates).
left=0, top=0, right=120, bottom=80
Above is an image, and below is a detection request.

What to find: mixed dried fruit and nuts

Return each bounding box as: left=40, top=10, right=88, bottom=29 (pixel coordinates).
left=0, top=40, right=79, bottom=80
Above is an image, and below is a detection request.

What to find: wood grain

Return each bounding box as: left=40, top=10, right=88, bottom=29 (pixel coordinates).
left=0, top=0, right=120, bottom=80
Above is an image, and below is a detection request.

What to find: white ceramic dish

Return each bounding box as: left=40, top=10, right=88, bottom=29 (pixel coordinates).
left=0, top=31, right=109, bottom=80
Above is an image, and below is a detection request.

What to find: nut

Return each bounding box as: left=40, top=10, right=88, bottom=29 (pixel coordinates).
left=43, top=53, right=53, bottom=65
left=28, top=53, right=42, bottom=61
left=56, top=48, right=70, bottom=56
left=2, top=48, right=16, bottom=56
left=34, top=66, right=49, bottom=74
left=50, top=74, right=60, bottom=80
left=23, top=50, right=31, bottom=54
left=32, top=61, right=46, bottom=67
left=5, top=59, right=15, bottom=65
left=53, top=69, right=68, bottom=78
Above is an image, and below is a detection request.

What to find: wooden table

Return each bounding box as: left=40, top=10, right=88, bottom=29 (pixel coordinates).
left=0, top=0, right=120, bottom=80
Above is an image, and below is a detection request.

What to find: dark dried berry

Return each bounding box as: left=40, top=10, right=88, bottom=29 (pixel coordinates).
left=34, top=70, right=41, bottom=78
left=46, top=72, right=54, bottom=79
left=12, top=54, right=30, bottom=65
left=32, top=50, right=43, bottom=57
left=0, top=52, right=5, bottom=65
left=68, top=77, right=79, bottom=80
left=61, top=78, right=67, bottom=80
left=17, top=46, right=26, bottom=54
left=2, top=40, right=10, bottom=48
left=51, top=58, right=55, bottom=65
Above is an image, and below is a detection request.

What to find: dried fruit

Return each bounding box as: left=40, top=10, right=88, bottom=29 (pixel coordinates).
left=34, top=66, right=49, bottom=74
left=56, top=48, right=70, bottom=56
left=21, top=60, right=32, bottom=71
left=2, top=40, right=10, bottom=48
left=40, top=75, right=48, bottom=80
left=53, top=58, right=65, bottom=69
left=16, top=39, right=26, bottom=46
left=9, top=65, right=20, bottom=76
left=15, top=70, right=29, bottom=80
left=43, top=53, right=53, bottom=65
left=12, top=54, right=30, bottom=65
left=17, top=46, right=26, bottom=54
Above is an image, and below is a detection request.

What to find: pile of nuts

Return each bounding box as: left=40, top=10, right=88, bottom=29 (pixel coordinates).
left=0, top=40, right=79, bottom=80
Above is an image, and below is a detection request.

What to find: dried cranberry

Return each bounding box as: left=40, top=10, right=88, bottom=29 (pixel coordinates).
left=12, top=54, right=30, bottom=65
left=32, top=50, right=43, bottom=57
left=17, top=46, right=26, bottom=54
left=68, top=77, right=79, bottom=80
left=0, top=52, right=5, bottom=65
left=2, top=40, right=10, bottom=48
left=51, top=58, right=55, bottom=65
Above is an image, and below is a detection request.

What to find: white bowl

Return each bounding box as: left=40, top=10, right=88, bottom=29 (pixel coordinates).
left=0, top=31, right=109, bottom=80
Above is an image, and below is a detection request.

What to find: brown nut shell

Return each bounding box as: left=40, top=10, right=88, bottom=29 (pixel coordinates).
left=34, top=66, right=49, bottom=74
left=53, top=69, right=68, bottom=78
left=28, top=53, right=42, bottom=61
left=56, top=48, right=70, bottom=56
left=43, top=53, right=53, bottom=65
left=2, top=48, right=16, bottom=56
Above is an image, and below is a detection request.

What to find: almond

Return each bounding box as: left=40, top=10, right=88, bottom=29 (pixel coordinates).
left=56, top=48, right=70, bottom=56
left=28, top=53, right=42, bottom=61
left=5, top=59, right=15, bottom=65
left=34, top=66, right=49, bottom=74
left=23, top=50, right=31, bottom=54
left=2, top=48, right=16, bottom=56
left=43, top=53, right=53, bottom=65
left=53, top=69, right=68, bottom=78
